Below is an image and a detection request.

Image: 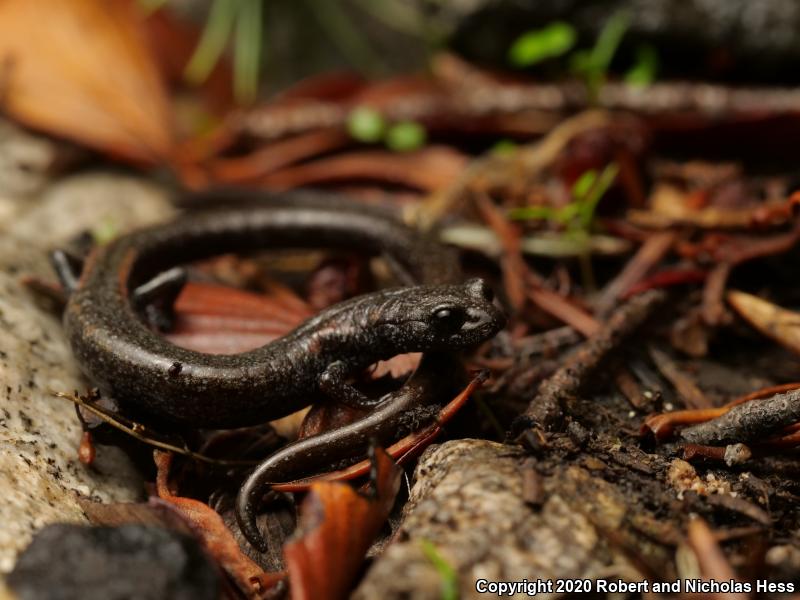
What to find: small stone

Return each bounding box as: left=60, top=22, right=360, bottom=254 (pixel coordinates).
left=7, top=524, right=220, bottom=600
left=723, top=443, right=752, bottom=466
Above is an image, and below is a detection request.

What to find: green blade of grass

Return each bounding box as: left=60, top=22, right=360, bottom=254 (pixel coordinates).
left=576, top=162, right=618, bottom=230
left=233, top=0, right=263, bottom=104
left=184, top=0, right=239, bottom=85
left=625, top=43, right=659, bottom=87
left=420, top=540, right=459, bottom=600
left=590, top=10, right=631, bottom=74
left=303, top=0, right=386, bottom=75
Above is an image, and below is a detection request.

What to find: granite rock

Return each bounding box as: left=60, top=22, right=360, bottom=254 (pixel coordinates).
left=0, top=173, right=173, bottom=573
left=354, top=439, right=648, bottom=600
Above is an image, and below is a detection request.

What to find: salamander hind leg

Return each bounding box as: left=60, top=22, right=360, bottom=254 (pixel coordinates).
left=132, top=266, right=187, bottom=331
left=49, top=249, right=84, bottom=294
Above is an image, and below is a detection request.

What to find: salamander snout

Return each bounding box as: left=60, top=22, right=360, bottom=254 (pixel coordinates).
left=455, top=278, right=506, bottom=342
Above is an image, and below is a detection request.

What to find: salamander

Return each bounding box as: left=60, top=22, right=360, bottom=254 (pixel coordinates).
left=56, top=191, right=505, bottom=548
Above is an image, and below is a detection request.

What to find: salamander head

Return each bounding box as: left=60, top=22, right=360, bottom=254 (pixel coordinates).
left=375, top=278, right=506, bottom=350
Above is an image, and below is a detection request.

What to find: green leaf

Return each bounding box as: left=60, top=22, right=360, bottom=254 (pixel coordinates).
left=490, top=138, right=518, bottom=156
left=571, top=169, right=598, bottom=201
left=575, top=163, right=619, bottom=230
left=508, top=205, right=558, bottom=221
left=508, top=21, right=577, bottom=67
left=420, top=540, right=459, bottom=600
left=92, top=218, right=120, bottom=245
left=625, top=44, right=659, bottom=87
left=385, top=121, right=427, bottom=152
left=590, top=10, right=631, bottom=74
left=347, top=106, right=386, bottom=143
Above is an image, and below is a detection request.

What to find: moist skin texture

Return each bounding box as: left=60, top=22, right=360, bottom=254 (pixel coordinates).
left=62, top=192, right=504, bottom=428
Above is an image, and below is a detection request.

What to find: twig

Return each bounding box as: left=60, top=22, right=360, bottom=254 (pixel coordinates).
left=680, top=388, right=800, bottom=445
left=513, top=290, right=665, bottom=434
left=686, top=517, right=749, bottom=600
left=53, top=391, right=256, bottom=467
left=648, top=345, right=711, bottom=409
left=595, top=230, right=676, bottom=316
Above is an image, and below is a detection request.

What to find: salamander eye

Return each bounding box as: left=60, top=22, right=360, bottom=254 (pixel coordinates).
left=432, top=306, right=465, bottom=331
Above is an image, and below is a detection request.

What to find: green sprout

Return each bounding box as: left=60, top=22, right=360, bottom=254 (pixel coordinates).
left=507, top=162, right=618, bottom=232
left=420, top=540, right=459, bottom=600
left=490, top=139, right=518, bottom=156
left=92, top=217, right=120, bottom=245
left=347, top=106, right=387, bottom=143
left=508, top=11, right=659, bottom=102
left=625, top=43, right=659, bottom=87
left=347, top=109, right=427, bottom=152
left=508, top=21, right=577, bottom=68
left=570, top=10, right=631, bottom=101
left=385, top=121, right=427, bottom=152
left=509, top=162, right=619, bottom=290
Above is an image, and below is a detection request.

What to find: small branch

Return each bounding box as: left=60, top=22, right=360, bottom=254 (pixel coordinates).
left=513, top=290, right=664, bottom=434
left=680, top=388, right=800, bottom=445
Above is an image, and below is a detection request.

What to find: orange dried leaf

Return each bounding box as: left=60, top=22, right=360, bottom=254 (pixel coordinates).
left=728, top=290, right=800, bottom=357
left=153, top=451, right=284, bottom=598
left=283, top=447, right=401, bottom=600
left=0, top=0, right=174, bottom=163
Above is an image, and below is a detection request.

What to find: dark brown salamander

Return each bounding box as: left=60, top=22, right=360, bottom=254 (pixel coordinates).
left=57, top=191, right=505, bottom=549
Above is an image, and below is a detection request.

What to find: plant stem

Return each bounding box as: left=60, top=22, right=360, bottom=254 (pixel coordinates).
left=234, top=0, right=263, bottom=104
left=303, top=0, right=386, bottom=75
left=184, top=0, right=238, bottom=85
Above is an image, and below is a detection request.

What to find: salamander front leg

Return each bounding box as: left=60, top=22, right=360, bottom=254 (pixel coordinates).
left=319, top=361, right=386, bottom=409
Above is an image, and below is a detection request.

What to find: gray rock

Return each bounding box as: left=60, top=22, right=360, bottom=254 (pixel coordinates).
left=0, top=173, right=173, bottom=572
left=0, top=118, right=63, bottom=199
left=354, top=439, right=649, bottom=599
left=7, top=524, right=219, bottom=600
left=6, top=172, right=173, bottom=248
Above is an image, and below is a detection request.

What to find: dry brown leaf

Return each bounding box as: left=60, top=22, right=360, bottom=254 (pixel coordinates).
left=210, top=128, right=352, bottom=184
left=630, top=183, right=796, bottom=229
left=154, top=451, right=285, bottom=598
left=259, top=146, right=468, bottom=192
left=167, top=281, right=312, bottom=354
left=728, top=290, right=800, bottom=356
left=283, top=447, right=401, bottom=600
left=0, top=0, right=174, bottom=163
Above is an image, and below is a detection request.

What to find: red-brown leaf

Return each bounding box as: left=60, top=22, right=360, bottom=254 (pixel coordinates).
left=283, top=447, right=401, bottom=600
left=259, top=146, right=468, bottom=192
left=153, top=451, right=285, bottom=598
left=167, top=281, right=312, bottom=353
